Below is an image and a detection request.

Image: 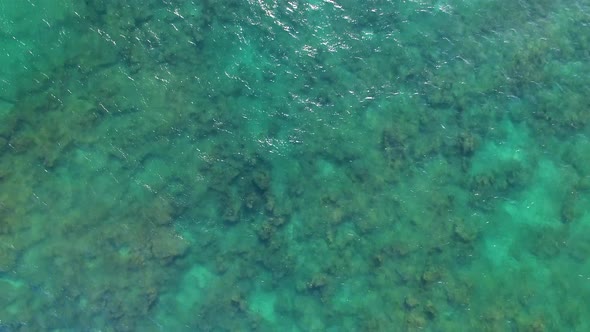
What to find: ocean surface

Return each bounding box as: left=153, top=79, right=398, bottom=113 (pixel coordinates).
left=1, top=1, right=589, bottom=331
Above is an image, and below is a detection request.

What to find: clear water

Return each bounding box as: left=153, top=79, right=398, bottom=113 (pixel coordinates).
left=1, top=1, right=590, bottom=331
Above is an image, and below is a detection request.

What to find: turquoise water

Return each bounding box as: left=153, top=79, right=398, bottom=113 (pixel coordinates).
left=1, top=0, right=590, bottom=330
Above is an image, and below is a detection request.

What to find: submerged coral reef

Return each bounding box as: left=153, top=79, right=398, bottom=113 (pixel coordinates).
left=0, top=0, right=589, bottom=331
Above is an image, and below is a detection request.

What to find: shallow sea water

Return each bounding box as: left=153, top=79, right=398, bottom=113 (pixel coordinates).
left=1, top=0, right=590, bottom=331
